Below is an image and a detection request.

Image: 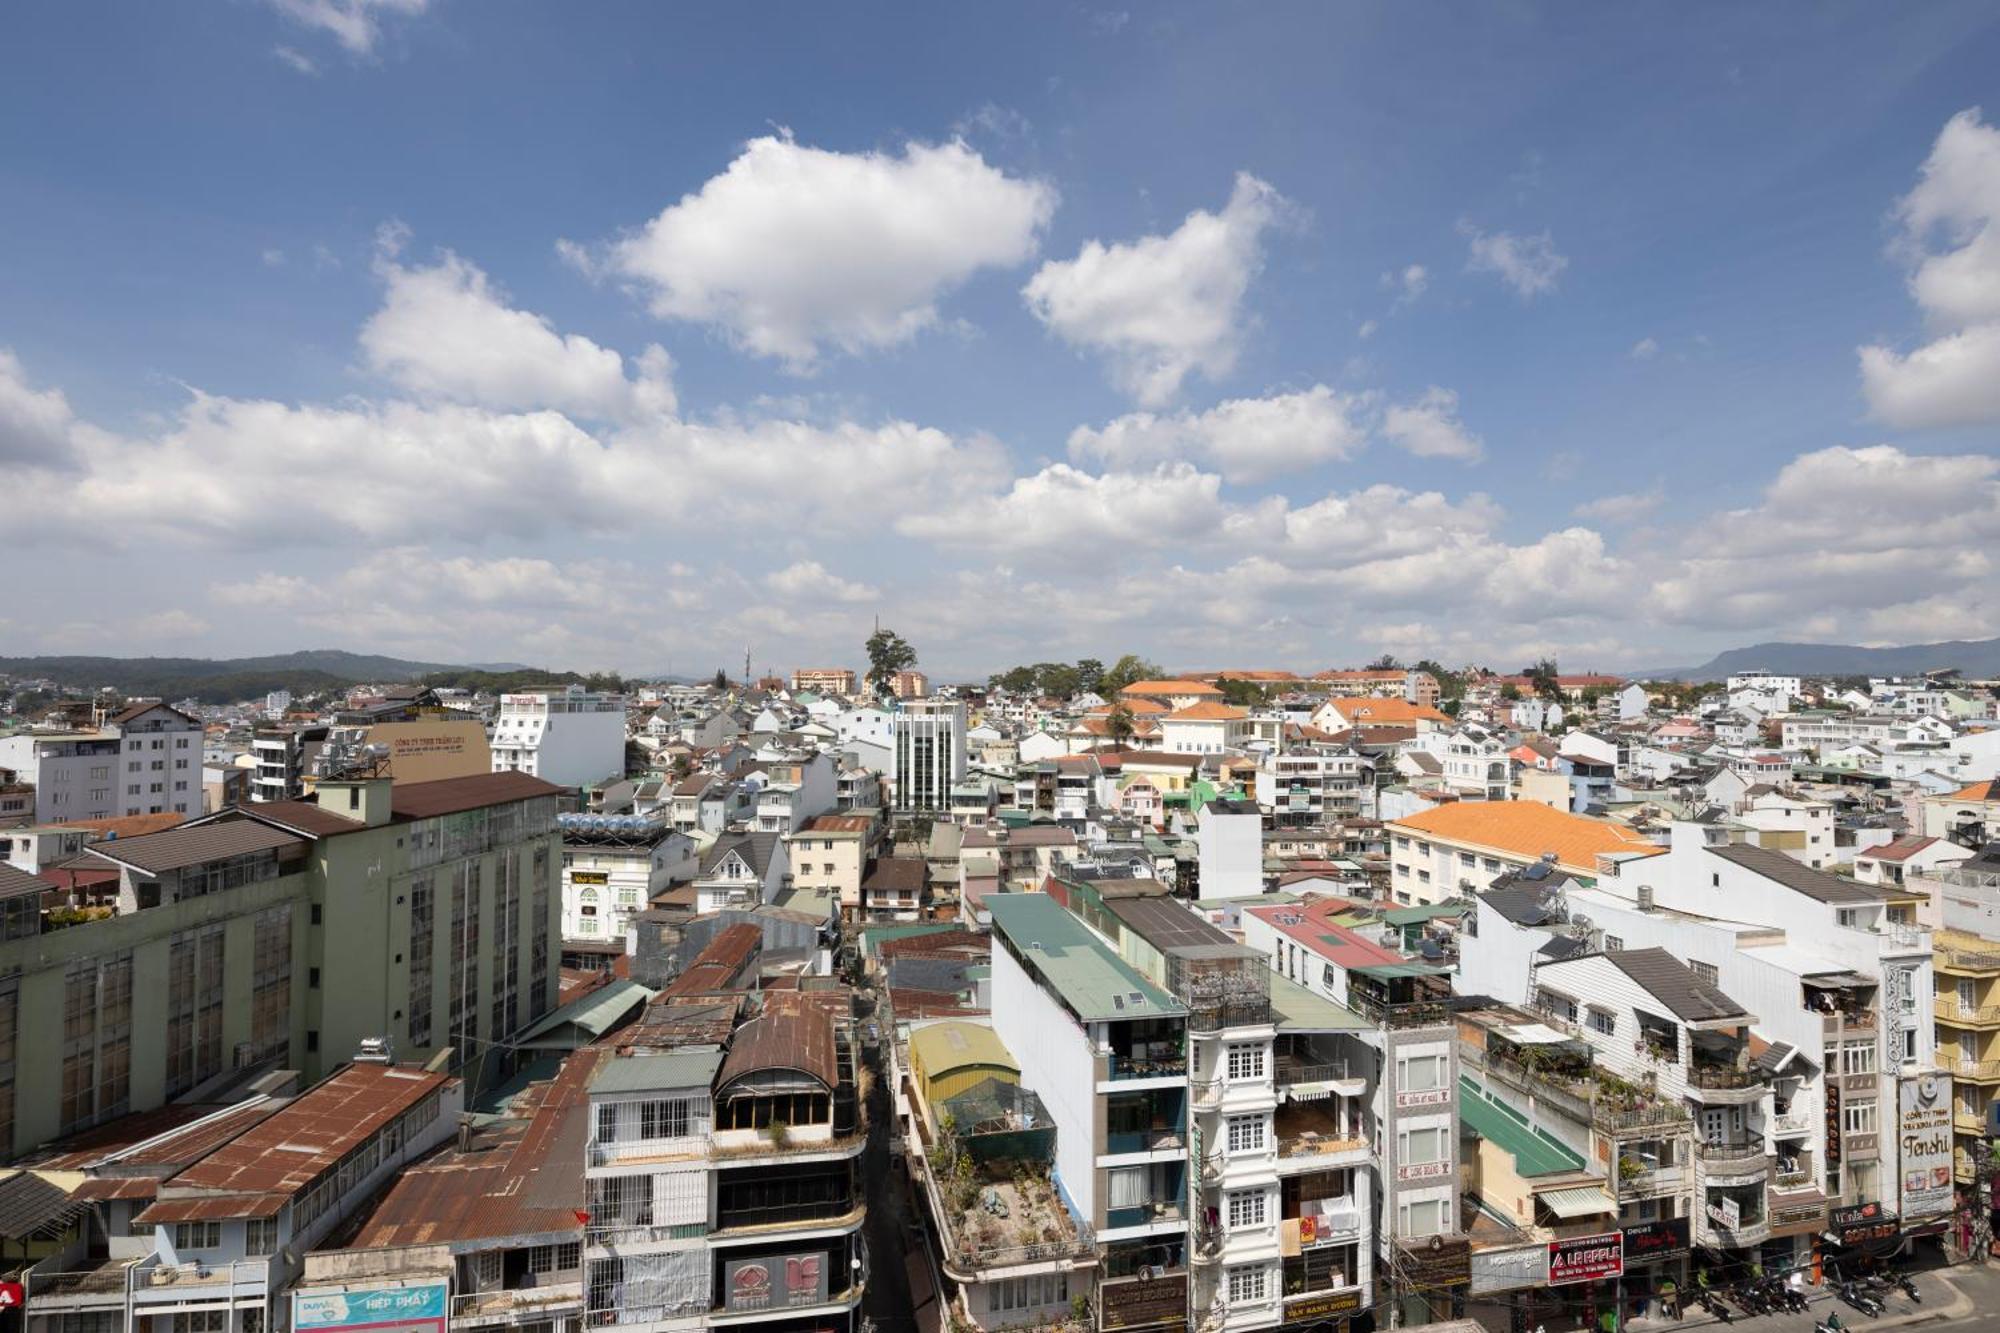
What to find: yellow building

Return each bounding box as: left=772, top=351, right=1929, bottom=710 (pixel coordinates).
left=907, top=1020, right=1019, bottom=1115
left=1934, top=928, right=2000, bottom=1183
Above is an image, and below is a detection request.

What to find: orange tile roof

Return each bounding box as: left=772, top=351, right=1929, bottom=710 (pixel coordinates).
left=1165, top=701, right=1248, bottom=722
left=1324, top=698, right=1449, bottom=725
left=1388, top=801, right=1661, bottom=874
left=1944, top=780, right=2000, bottom=802
left=1120, top=680, right=1223, bottom=697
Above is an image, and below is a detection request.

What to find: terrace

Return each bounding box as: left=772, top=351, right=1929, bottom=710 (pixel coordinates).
left=916, top=1081, right=1097, bottom=1277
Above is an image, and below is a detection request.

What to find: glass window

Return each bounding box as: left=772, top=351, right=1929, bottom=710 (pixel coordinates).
left=1227, top=1114, right=1266, bottom=1154
left=1398, top=1054, right=1443, bottom=1091
left=1228, top=1189, right=1267, bottom=1229
left=1228, top=1266, right=1267, bottom=1303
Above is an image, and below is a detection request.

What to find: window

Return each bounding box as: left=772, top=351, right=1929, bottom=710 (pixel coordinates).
left=1398, top=1126, right=1446, bottom=1165
left=1844, top=1099, right=1877, bottom=1135
left=1227, top=1266, right=1267, bottom=1304
left=174, top=1221, right=222, bottom=1250
left=1604, top=936, right=1623, bottom=953
left=527, top=1242, right=582, bottom=1274
left=987, top=1273, right=1069, bottom=1313
left=1227, top=1114, right=1266, bottom=1154
left=1228, top=1189, right=1267, bottom=1229
left=1227, top=1044, right=1265, bottom=1080
left=596, top=1103, right=619, bottom=1144
left=1588, top=1007, right=1616, bottom=1036
left=1689, top=960, right=1719, bottom=987
left=244, top=1218, right=278, bottom=1254
left=1398, top=1198, right=1447, bottom=1238
left=640, top=1099, right=690, bottom=1140
left=1837, top=909, right=1859, bottom=929
left=1842, top=1043, right=1876, bottom=1076
left=1398, top=1054, right=1444, bottom=1092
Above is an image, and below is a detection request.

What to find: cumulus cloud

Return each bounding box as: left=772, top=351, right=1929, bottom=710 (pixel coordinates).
left=580, top=134, right=1054, bottom=369
left=1630, top=337, right=1659, bottom=360
left=267, top=0, right=427, bottom=55
left=1462, top=224, right=1567, bottom=298
left=1382, top=263, right=1428, bottom=306
left=211, top=573, right=314, bottom=609
left=361, top=249, right=675, bottom=420
left=1381, top=386, right=1484, bottom=462
left=1023, top=173, right=1296, bottom=405
left=764, top=560, right=880, bottom=604
left=901, top=462, right=1228, bottom=552
left=0, top=350, right=78, bottom=469
left=1066, top=386, right=1371, bottom=484
left=1861, top=109, right=2000, bottom=428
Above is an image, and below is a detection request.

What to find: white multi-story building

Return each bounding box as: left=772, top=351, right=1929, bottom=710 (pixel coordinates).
left=491, top=686, right=628, bottom=789
left=559, top=812, right=696, bottom=945
left=110, top=701, right=204, bottom=819
left=1197, top=798, right=1264, bottom=900
left=891, top=697, right=966, bottom=813
left=0, top=701, right=203, bottom=823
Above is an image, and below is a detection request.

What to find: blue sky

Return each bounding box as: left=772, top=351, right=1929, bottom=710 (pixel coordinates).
left=3, top=1, right=1999, bottom=678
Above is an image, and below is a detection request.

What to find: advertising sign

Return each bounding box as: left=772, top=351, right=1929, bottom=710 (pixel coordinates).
left=1285, top=1289, right=1364, bottom=1320
left=1396, top=1088, right=1451, bottom=1109
left=1101, top=1271, right=1189, bottom=1331
left=1621, top=1217, right=1690, bottom=1263
left=1825, top=1081, right=1843, bottom=1167
left=1898, top=1073, right=1954, bottom=1222
left=1707, top=1198, right=1741, bottom=1231
left=1547, top=1232, right=1623, bottom=1286
left=1833, top=1199, right=1899, bottom=1245
left=1396, top=1159, right=1452, bottom=1182
left=294, top=1282, right=448, bottom=1333
left=723, top=1255, right=830, bottom=1311
left=1398, top=1236, right=1471, bottom=1291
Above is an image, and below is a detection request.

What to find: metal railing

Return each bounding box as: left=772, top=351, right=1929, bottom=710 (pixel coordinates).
left=1937, top=1052, right=2000, bottom=1080
left=1347, top=993, right=1448, bottom=1028
left=1935, top=997, right=2000, bottom=1025
left=1686, top=1063, right=1760, bottom=1090
left=1592, top=1100, right=1691, bottom=1133
left=451, top=1283, right=584, bottom=1323
left=1106, top=1053, right=1188, bottom=1081
left=1275, top=1060, right=1349, bottom=1088
left=1694, top=1136, right=1769, bottom=1171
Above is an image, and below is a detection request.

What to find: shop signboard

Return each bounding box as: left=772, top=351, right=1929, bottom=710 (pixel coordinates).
left=1397, top=1235, right=1471, bottom=1291
left=1621, top=1217, right=1690, bottom=1263
left=1833, top=1199, right=1898, bottom=1246
left=1547, top=1232, right=1623, bottom=1286
left=1825, top=1082, right=1842, bottom=1167
left=1284, top=1288, right=1364, bottom=1321
left=294, top=1282, right=448, bottom=1333
left=722, top=1254, right=829, bottom=1311
left=1897, top=1073, right=1954, bottom=1223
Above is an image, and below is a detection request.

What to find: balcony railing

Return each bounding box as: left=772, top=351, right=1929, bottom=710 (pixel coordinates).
left=452, top=1282, right=584, bottom=1325
left=1275, top=1061, right=1349, bottom=1090
left=1935, top=998, right=2000, bottom=1026
left=1940, top=945, right=2000, bottom=973
left=1686, top=1063, right=1760, bottom=1090
left=1820, top=1010, right=1877, bottom=1035
left=1347, top=993, right=1448, bottom=1028
left=1937, top=1052, right=2000, bottom=1080
left=1105, top=1199, right=1186, bottom=1229
left=1592, top=1099, right=1691, bottom=1133
left=1277, top=1132, right=1369, bottom=1161
left=1772, top=1168, right=1814, bottom=1191
left=1695, top=1137, right=1769, bottom=1172
left=1771, top=1108, right=1814, bottom=1136
left=1107, top=1127, right=1187, bottom=1154
left=1107, top=1053, right=1188, bottom=1081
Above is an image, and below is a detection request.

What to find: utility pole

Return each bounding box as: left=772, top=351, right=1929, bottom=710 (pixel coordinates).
left=1972, top=1138, right=1996, bottom=1262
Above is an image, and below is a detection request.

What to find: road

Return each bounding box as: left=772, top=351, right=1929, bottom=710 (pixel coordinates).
left=1621, top=1264, right=2000, bottom=1333
left=857, top=988, right=928, bottom=1333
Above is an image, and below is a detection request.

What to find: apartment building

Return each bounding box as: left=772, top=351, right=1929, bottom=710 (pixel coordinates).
left=791, top=668, right=857, bottom=696
left=491, top=686, right=629, bottom=789
left=581, top=988, right=866, bottom=1333
left=890, top=698, right=967, bottom=814
left=249, top=722, right=330, bottom=803
left=561, top=811, right=697, bottom=945
left=25, top=1058, right=461, bottom=1333
left=0, top=770, right=564, bottom=1156
left=1255, top=748, right=1366, bottom=828
left=1385, top=801, right=1661, bottom=906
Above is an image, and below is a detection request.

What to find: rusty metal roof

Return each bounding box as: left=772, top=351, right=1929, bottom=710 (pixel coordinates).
left=230, top=800, right=366, bottom=838
left=390, top=771, right=563, bottom=821
left=167, top=1064, right=449, bottom=1198
left=136, top=1192, right=287, bottom=1223
left=716, top=991, right=839, bottom=1094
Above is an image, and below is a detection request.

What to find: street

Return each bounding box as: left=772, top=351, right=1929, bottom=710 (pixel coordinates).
left=1621, top=1264, right=2000, bottom=1333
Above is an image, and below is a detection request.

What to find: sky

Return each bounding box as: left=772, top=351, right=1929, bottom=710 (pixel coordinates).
left=3, top=1, right=2000, bottom=680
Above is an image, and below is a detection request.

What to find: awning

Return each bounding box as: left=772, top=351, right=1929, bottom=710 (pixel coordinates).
left=1496, top=1023, right=1576, bottom=1046
left=1287, top=1077, right=1368, bottom=1102
left=1539, top=1185, right=1617, bottom=1220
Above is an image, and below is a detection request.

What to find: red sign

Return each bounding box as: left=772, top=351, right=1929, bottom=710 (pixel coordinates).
left=1548, top=1232, right=1624, bottom=1286
left=0, top=1282, right=22, bottom=1309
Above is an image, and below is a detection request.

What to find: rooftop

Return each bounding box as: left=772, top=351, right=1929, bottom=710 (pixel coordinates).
left=86, top=820, right=304, bottom=876
left=1460, top=1076, right=1587, bottom=1177
left=988, top=891, right=1185, bottom=1023
left=1601, top=947, right=1751, bottom=1024
left=591, top=1048, right=724, bottom=1096
left=1389, top=801, right=1661, bottom=873
left=1706, top=843, right=1883, bottom=904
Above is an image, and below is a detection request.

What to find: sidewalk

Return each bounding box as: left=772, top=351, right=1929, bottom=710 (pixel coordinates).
left=1623, top=1268, right=1969, bottom=1332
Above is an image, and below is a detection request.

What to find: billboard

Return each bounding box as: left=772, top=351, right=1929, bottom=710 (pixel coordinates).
left=1547, top=1232, right=1623, bottom=1286
left=1898, top=1073, right=1954, bottom=1222
left=293, top=1282, right=448, bottom=1333
left=723, top=1254, right=831, bottom=1312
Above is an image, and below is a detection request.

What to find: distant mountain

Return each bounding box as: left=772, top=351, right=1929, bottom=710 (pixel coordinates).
left=1643, top=636, right=2000, bottom=682
left=0, top=650, right=457, bottom=691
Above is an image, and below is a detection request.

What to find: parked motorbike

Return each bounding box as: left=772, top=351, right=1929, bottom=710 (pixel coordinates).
left=1837, top=1281, right=1883, bottom=1318
left=1894, top=1273, right=1921, bottom=1303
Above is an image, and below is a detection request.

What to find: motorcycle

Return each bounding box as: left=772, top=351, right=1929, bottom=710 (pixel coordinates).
left=1894, top=1273, right=1921, bottom=1303
left=1838, top=1281, right=1883, bottom=1318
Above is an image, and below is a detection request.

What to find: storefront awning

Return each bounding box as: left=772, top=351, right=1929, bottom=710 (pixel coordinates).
left=1539, top=1185, right=1617, bottom=1219
left=1286, top=1076, right=1368, bottom=1102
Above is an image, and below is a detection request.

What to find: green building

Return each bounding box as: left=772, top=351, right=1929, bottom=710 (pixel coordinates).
left=1, top=770, right=563, bottom=1159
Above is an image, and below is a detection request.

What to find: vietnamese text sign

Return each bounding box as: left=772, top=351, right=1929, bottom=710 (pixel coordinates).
left=1898, top=1073, right=1953, bottom=1222
left=1547, top=1233, right=1623, bottom=1286
left=294, top=1282, right=447, bottom=1333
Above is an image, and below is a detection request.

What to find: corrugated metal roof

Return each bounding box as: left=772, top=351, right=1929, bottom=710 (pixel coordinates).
left=136, top=1192, right=287, bottom=1223
left=1269, top=974, right=1370, bottom=1032
left=717, top=992, right=840, bottom=1092
left=0, top=863, right=45, bottom=900
left=1539, top=1184, right=1617, bottom=1219
left=390, top=771, right=563, bottom=821
left=87, top=820, right=304, bottom=875
left=0, top=1171, right=91, bottom=1238
left=590, top=1049, right=723, bottom=1096
left=909, top=1021, right=1017, bottom=1079
left=1706, top=843, right=1883, bottom=905
left=988, top=892, right=1184, bottom=1023
left=515, top=978, right=655, bottom=1044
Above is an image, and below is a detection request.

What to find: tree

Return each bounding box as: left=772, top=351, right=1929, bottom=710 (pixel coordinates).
left=1075, top=658, right=1105, bottom=695
left=1368, top=653, right=1402, bottom=671
left=1104, top=704, right=1137, bottom=750
left=1217, top=678, right=1268, bottom=707
left=1499, top=682, right=1523, bottom=701
left=712, top=668, right=729, bottom=691
left=1100, top=654, right=1165, bottom=695
left=1523, top=657, right=1562, bottom=700
left=1034, top=662, right=1082, bottom=699
left=865, top=628, right=918, bottom=699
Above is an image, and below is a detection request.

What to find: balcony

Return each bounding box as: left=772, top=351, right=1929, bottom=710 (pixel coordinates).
left=1938, top=1051, right=2000, bottom=1082
left=1936, top=997, right=2000, bottom=1027
left=1821, top=1010, right=1877, bottom=1037
left=1695, top=1136, right=1769, bottom=1175
left=1771, top=1108, right=1814, bottom=1137
left=1274, top=1100, right=1368, bottom=1168
left=451, top=1282, right=585, bottom=1327
left=1939, top=943, right=2000, bottom=975
left=1105, top=1199, right=1186, bottom=1231
left=1346, top=992, right=1449, bottom=1028
left=1107, top=1126, right=1187, bottom=1155
left=1106, top=1052, right=1187, bottom=1082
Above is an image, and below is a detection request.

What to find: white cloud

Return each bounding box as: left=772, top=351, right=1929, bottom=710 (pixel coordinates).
left=1356, top=319, right=1378, bottom=341
left=1630, top=336, right=1659, bottom=360
left=261, top=247, right=288, bottom=267
left=1573, top=485, right=1663, bottom=522
left=1066, top=385, right=1371, bottom=484
left=0, top=350, right=77, bottom=469
left=211, top=573, right=313, bottom=609
left=272, top=45, right=319, bottom=75
left=361, top=249, right=675, bottom=420
left=764, top=560, right=880, bottom=604
left=1861, top=109, right=2000, bottom=428
left=133, top=609, right=211, bottom=641
left=1381, top=386, right=1483, bottom=462
left=901, top=462, right=1227, bottom=552
left=1382, top=263, right=1428, bottom=306
left=1462, top=224, right=1568, bottom=298
left=1023, top=173, right=1296, bottom=405
left=267, top=0, right=427, bottom=55
left=583, top=134, right=1054, bottom=370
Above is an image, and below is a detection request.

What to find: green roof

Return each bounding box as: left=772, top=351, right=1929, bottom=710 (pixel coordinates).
left=1382, top=902, right=1469, bottom=926
left=1458, top=1074, right=1585, bottom=1176
left=988, top=892, right=1185, bottom=1023
left=1269, top=974, right=1370, bottom=1032
left=591, top=1049, right=725, bottom=1096
left=514, top=978, right=656, bottom=1044
left=1352, top=961, right=1448, bottom=979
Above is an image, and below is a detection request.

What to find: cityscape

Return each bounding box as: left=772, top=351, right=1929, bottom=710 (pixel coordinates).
left=5, top=6, right=2000, bottom=1333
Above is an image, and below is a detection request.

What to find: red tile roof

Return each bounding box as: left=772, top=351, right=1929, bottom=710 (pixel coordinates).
left=1248, top=900, right=1408, bottom=969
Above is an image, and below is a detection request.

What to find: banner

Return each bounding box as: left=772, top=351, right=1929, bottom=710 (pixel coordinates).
left=723, top=1254, right=829, bottom=1311
left=1898, top=1073, right=1953, bottom=1222
left=1547, top=1232, right=1623, bottom=1286
left=294, top=1282, right=448, bottom=1333
left=1622, top=1217, right=1690, bottom=1263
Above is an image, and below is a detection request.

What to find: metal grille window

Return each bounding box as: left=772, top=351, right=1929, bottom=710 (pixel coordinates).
left=640, top=1099, right=691, bottom=1140
left=408, top=876, right=434, bottom=1047
left=251, top=905, right=292, bottom=1062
